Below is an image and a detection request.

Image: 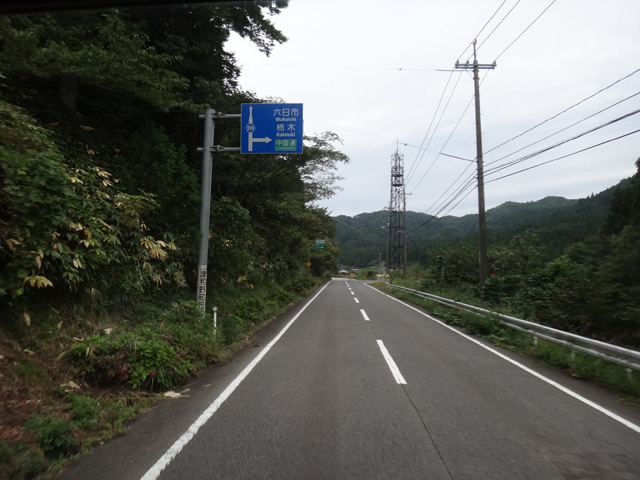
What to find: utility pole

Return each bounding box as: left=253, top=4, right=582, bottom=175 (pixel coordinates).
left=455, top=40, right=496, bottom=289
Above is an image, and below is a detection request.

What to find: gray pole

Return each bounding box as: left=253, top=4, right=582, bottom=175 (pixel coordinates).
left=472, top=44, right=488, bottom=289
left=455, top=40, right=496, bottom=290
left=197, top=108, right=215, bottom=310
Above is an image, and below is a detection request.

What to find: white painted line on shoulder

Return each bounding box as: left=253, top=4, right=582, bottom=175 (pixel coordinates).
left=360, top=309, right=370, bottom=321
left=140, top=283, right=331, bottom=480
left=377, top=340, right=407, bottom=384
left=354, top=298, right=360, bottom=304
left=365, top=283, right=640, bottom=435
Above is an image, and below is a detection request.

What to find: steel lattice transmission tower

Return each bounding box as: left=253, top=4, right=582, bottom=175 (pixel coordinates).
left=387, top=148, right=407, bottom=279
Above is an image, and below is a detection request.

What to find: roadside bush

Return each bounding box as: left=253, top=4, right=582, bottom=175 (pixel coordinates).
left=220, top=314, right=244, bottom=344
left=70, top=395, right=100, bottom=430
left=465, top=314, right=502, bottom=337
left=235, top=296, right=265, bottom=323
left=24, top=413, right=78, bottom=457
left=70, top=327, right=192, bottom=390
left=0, top=440, right=48, bottom=480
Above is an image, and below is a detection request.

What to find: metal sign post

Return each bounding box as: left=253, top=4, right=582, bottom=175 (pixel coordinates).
left=196, top=104, right=303, bottom=311
left=196, top=109, right=240, bottom=311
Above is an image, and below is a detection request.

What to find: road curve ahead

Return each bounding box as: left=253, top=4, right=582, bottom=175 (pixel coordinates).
left=58, top=279, right=640, bottom=480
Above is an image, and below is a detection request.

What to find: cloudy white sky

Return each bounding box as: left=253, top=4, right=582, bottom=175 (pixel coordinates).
left=226, top=0, right=640, bottom=218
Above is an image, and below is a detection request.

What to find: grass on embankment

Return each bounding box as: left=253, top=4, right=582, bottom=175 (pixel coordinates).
left=0, top=277, right=325, bottom=480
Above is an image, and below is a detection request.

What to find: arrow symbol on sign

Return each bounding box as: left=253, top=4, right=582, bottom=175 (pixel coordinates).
left=247, top=132, right=271, bottom=152
left=245, top=106, right=273, bottom=152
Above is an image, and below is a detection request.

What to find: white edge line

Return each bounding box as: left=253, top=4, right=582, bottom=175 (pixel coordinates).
left=365, top=283, right=640, bottom=434
left=377, top=339, right=407, bottom=384
left=360, top=309, right=370, bottom=321
left=140, top=282, right=331, bottom=480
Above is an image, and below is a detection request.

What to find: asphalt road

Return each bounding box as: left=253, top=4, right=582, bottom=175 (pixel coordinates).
left=58, top=279, right=640, bottom=479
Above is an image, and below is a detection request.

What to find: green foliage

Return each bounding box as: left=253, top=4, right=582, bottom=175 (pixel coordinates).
left=0, top=440, right=48, bottom=480
left=0, top=11, right=189, bottom=111
left=70, top=328, right=192, bottom=390
left=0, top=101, right=184, bottom=311
left=219, top=314, right=245, bottom=344
left=69, top=395, right=100, bottom=431
left=24, top=413, right=78, bottom=457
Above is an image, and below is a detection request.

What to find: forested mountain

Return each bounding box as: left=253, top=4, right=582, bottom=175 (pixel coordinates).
left=335, top=182, right=622, bottom=268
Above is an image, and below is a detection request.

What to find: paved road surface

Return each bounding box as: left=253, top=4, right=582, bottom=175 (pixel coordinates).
left=58, top=279, right=640, bottom=479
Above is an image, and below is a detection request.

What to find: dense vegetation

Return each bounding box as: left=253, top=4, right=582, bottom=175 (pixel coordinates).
left=339, top=165, right=640, bottom=348
left=0, top=3, right=348, bottom=477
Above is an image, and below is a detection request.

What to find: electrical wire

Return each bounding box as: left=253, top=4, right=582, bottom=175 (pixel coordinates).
left=493, top=0, right=558, bottom=61
left=476, top=0, right=522, bottom=53
left=411, top=125, right=640, bottom=235
left=408, top=86, right=476, bottom=191
left=485, top=108, right=640, bottom=177
left=407, top=0, right=511, bottom=187
left=406, top=70, right=466, bottom=185
left=486, top=128, right=640, bottom=184
left=457, top=0, right=509, bottom=62
left=408, top=71, right=492, bottom=208
left=405, top=69, right=457, bottom=183
left=485, top=91, right=640, bottom=168
left=485, top=67, right=640, bottom=156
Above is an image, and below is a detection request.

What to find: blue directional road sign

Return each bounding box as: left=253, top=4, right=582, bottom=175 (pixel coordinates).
left=241, top=103, right=303, bottom=154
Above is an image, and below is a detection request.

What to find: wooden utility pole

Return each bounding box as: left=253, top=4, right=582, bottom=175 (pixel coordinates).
left=455, top=40, right=496, bottom=289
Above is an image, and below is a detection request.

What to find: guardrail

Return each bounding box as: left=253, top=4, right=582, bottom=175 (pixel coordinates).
left=386, top=284, right=640, bottom=372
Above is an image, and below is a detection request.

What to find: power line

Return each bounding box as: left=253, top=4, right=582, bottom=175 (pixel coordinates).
left=493, top=0, right=558, bottom=61
left=408, top=0, right=512, bottom=188
left=485, top=67, right=640, bottom=156
left=457, top=0, right=510, bottom=62
left=411, top=126, right=640, bottom=235
left=409, top=71, right=492, bottom=208
left=408, top=86, right=476, bottom=191
left=405, top=70, right=457, bottom=183
left=485, top=91, right=640, bottom=169
left=485, top=108, right=640, bottom=177
left=486, top=128, right=640, bottom=184
left=476, top=0, right=522, bottom=54
left=410, top=173, right=478, bottom=234
left=406, top=70, right=466, bottom=185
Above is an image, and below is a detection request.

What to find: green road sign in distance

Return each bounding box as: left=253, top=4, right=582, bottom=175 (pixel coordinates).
left=241, top=103, right=303, bottom=154
left=316, top=239, right=325, bottom=249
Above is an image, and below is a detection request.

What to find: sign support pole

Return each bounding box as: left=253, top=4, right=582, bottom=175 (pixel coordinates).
left=197, top=108, right=215, bottom=311
left=196, top=104, right=301, bottom=311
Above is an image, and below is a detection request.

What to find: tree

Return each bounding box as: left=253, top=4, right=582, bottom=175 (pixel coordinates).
left=0, top=11, right=189, bottom=111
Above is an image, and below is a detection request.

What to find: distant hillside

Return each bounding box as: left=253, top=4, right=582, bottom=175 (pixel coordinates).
left=335, top=181, right=625, bottom=268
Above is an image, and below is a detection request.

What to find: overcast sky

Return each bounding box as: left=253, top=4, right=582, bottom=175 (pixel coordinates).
left=226, top=0, right=640, bottom=218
